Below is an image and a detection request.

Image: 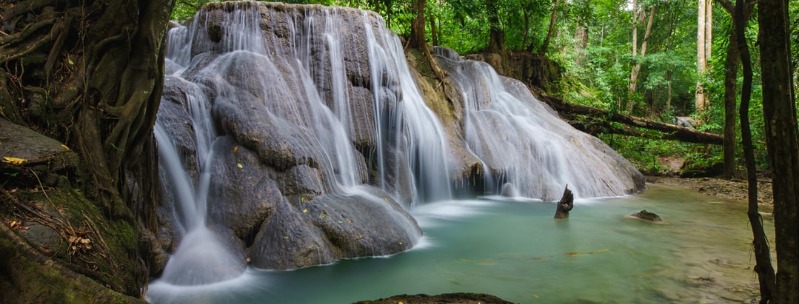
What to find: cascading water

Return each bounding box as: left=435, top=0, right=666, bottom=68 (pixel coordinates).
left=433, top=47, right=643, bottom=200
left=150, top=2, right=457, bottom=290
left=149, top=2, right=644, bottom=298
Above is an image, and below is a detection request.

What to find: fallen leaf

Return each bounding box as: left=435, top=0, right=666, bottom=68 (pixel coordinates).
left=236, top=163, right=243, bottom=169
left=61, top=144, right=70, bottom=151
left=233, top=146, right=238, bottom=153
left=2, top=156, right=27, bottom=165
left=302, top=208, right=308, bottom=213
left=9, top=220, right=20, bottom=228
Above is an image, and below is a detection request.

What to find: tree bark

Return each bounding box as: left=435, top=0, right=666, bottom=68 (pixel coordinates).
left=540, top=0, right=561, bottom=54
left=486, top=0, right=505, bottom=53
left=696, top=0, right=712, bottom=114
left=628, top=7, right=656, bottom=112
left=718, top=0, right=740, bottom=179
left=0, top=0, right=174, bottom=296
left=717, top=0, right=753, bottom=180
left=735, top=0, right=777, bottom=301
left=758, top=0, right=799, bottom=302
left=409, top=0, right=427, bottom=49
left=429, top=11, right=438, bottom=46
left=722, top=31, right=739, bottom=179
left=538, top=94, right=724, bottom=144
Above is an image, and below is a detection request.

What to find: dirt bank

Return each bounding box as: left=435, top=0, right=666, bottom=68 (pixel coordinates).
left=646, top=176, right=774, bottom=207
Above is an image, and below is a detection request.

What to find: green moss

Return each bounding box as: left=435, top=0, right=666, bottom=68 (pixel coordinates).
left=0, top=236, right=143, bottom=304
left=1, top=184, right=143, bottom=300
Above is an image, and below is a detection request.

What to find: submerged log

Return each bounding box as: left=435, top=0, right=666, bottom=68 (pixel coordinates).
left=537, top=94, right=724, bottom=145
left=554, top=185, right=574, bottom=219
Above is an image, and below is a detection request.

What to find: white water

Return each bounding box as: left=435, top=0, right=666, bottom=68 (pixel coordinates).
left=435, top=47, right=637, bottom=200
left=151, top=1, right=642, bottom=295
left=152, top=2, right=454, bottom=288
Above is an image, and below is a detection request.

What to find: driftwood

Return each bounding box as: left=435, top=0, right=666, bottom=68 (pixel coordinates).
left=537, top=94, right=724, bottom=145
left=554, top=185, right=574, bottom=219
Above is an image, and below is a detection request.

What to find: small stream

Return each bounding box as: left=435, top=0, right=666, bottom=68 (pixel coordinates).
left=147, top=184, right=768, bottom=303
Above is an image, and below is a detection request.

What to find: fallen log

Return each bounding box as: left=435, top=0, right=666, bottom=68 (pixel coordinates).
left=537, top=94, right=724, bottom=145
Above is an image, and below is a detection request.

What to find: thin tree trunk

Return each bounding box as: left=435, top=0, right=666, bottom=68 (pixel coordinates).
left=723, top=6, right=740, bottom=179
left=723, top=32, right=739, bottom=179
left=735, top=0, right=777, bottom=301
left=758, top=0, right=799, bottom=302
left=522, top=4, right=530, bottom=49
left=540, top=0, right=560, bottom=54
left=628, top=7, right=655, bottom=112
left=696, top=0, right=712, bottom=114
left=429, top=11, right=438, bottom=46
left=486, top=0, right=504, bottom=52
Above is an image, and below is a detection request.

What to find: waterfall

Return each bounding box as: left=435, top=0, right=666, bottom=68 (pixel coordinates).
left=434, top=47, right=642, bottom=200
left=150, top=2, right=460, bottom=287
left=149, top=2, right=644, bottom=292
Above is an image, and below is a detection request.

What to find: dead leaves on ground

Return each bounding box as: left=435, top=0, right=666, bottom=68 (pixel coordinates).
left=67, top=231, right=93, bottom=255
left=2, top=156, right=28, bottom=165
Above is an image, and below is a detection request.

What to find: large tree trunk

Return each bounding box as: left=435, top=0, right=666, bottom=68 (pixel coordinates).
left=734, top=0, right=777, bottom=301
left=758, top=0, right=799, bottom=302
left=409, top=0, right=426, bottom=49
left=0, top=0, right=174, bottom=296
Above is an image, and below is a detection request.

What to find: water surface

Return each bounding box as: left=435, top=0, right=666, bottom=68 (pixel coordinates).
left=147, top=184, right=767, bottom=303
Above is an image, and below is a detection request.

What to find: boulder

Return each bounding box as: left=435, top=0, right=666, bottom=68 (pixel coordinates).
left=631, top=210, right=663, bottom=222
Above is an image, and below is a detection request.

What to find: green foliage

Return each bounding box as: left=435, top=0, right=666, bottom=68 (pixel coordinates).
left=599, top=134, right=690, bottom=175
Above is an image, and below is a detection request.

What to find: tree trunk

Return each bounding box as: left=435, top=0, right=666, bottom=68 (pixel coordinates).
left=429, top=11, right=438, bottom=46
left=628, top=7, right=656, bottom=112
left=409, top=0, right=426, bottom=49
left=486, top=0, right=505, bottom=53
left=735, top=0, right=777, bottom=301
left=758, top=0, right=799, bottom=302
left=540, top=0, right=561, bottom=54
left=0, top=0, right=174, bottom=296
left=722, top=3, right=739, bottom=179
left=696, top=0, right=712, bottom=114
left=722, top=34, right=738, bottom=179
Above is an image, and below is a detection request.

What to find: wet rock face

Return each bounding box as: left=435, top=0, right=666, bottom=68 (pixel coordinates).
left=156, top=2, right=424, bottom=272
